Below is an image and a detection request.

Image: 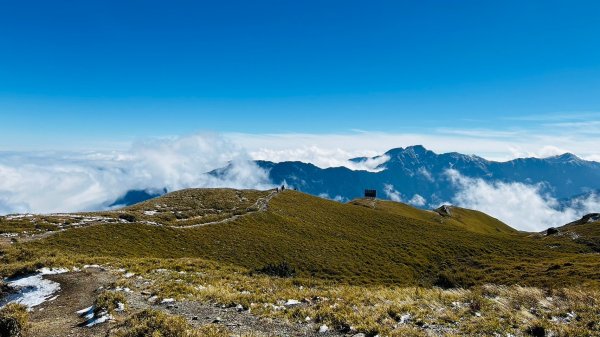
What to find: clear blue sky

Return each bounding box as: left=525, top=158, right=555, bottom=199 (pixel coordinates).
left=1, top=0, right=600, bottom=150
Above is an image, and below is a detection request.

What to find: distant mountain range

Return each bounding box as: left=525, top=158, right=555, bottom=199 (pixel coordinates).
left=243, top=145, right=600, bottom=206
left=114, top=145, right=600, bottom=209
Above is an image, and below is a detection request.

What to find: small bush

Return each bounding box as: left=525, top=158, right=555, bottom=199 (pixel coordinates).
left=0, top=281, right=13, bottom=298
left=119, top=214, right=137, bottom=223
left=109, top=309, right=201, bottom=337
left=525, top=324, right=546, bottom=337
left=195, top=324, right=230, bottom=337
left=255, top=262, right=295, bottom=278
left=95, top=291, right=127, bottom=315
left=0, top=303, right=29, bottom=337
left=433, top=270, right=474, bottom=289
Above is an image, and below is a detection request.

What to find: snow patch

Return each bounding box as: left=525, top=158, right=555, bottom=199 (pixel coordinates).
left=85, top=311, right=111, bottom=327
left=83, top=264, right=101, bottom=269
left=284, top=299, right=301, bottom=307
left=38, top=267, right=69, bottom=275
left=76, top=305, right=114, bottom=327
left=1, top=274, right=60, bottom=309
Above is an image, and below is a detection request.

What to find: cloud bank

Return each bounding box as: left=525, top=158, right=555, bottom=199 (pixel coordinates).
left=446, top=169, right=600, bottom=231
left=0, top=134, right=272, bottom=215
left=1, top=132, right=598, bottom=232
left=226, top=128, right=600, bottom=167
left=383, top=184, right=427, bottom=207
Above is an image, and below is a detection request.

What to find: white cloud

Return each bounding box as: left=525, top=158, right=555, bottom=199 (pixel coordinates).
left=383, top=184, right=402, bottom=202
left=1, top=130, right=598, bottom=225
left=507, top=145, right=570, bottom=159
left=318, top=193, right=347, bottom=202
left=383, top=185, right=427, bottom=206
left=408, top=194, right=426, bottom=207
left=348, top=155, right=390, bottom=172
left=446, top=169, right=600, bottom=231
left=0, top=134, right=273, bottom=215
left=243, top=144, right=387, bottom=171
left=417, top=167, right=434, bottom=182
left=584, top=154, right=600, bottom=162
left=225, top=131, right=600, bottom=164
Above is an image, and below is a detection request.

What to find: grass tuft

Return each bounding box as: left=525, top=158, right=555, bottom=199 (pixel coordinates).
left=109, top=309, right=200, bottom=337
left=95, top=290, right=127, bottom=315
left=0, top=303, right=29, bottom=337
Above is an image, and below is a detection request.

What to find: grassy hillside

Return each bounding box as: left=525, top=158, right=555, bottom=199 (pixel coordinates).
left=349, top=199, right=516, bottom=235
left=25, top=190, right=600, bottom=288
left=118, top=188, right=273, bottom=226
left=548, top=214, right=600, bottom=252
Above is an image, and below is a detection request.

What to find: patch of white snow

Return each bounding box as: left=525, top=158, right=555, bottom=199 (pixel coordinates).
left=1, top=273, right=61, bottom=309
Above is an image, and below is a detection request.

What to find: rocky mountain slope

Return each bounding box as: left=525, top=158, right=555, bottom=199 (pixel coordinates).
left=547, top=213, right=600, bottom=252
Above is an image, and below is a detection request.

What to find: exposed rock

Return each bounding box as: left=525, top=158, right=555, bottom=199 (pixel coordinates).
left=526, top=325, right=546, bottom=337
left=435, top=205, right=453, bottom=217
left=284, top=299, right=301, bottom=307
left=398, top=313, right=411, bottom=324
left=566, top=213, right=600, bottom=226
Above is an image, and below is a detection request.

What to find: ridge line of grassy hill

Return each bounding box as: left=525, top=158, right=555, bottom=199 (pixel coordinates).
left=9, top=189, right=595, bottom=289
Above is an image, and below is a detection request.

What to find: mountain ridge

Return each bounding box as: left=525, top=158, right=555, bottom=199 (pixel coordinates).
left=247, top=145, right=600, bottom=207
left=111, top=146, right=600, bottom=226
left=24, top=188, right=600, bottom=288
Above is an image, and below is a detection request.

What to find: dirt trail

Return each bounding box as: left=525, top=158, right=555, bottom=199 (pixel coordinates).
left=171, top=189, right=279, bottom=229
left=120, top=269, right=345, bottom=336
left=15, top=268, right=345, bottom=337
left=1, top=191, right=281, bottom=246
left=26, top=269, right=116, bottom=337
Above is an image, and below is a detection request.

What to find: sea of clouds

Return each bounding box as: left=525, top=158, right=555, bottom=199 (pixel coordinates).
left=0, top=134, right=273, bottom=214
left=1, top=134, right=599, bottom=232
left=445, top=169, right=600, bottom=231
left=383, top=170, right=600, bottom=231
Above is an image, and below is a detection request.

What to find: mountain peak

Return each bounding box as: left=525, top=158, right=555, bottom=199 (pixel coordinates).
left=385, top=145, right=432, bottom=156
left=406, top=145, right=428, bottom=152
left=546, top=152, right=583, bottom=164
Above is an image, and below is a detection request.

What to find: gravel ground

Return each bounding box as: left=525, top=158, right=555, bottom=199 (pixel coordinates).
left=4, top=268, right=349, bottom=337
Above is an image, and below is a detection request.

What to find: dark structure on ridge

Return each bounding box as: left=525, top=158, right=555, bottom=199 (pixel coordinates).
left=364, top=189, right=377, bottom=198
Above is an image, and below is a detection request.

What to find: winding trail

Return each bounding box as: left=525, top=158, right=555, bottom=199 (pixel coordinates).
left=145, top=189, right=280, bottom=229
left=12, top=268, right=343, bottom=337
left=0, top=190, right=282, bottom=247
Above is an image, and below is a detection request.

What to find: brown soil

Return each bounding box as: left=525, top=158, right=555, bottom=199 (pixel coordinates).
left=27, top=268, right=116, bottom=337
left=17, top=268, right=346, bottom=336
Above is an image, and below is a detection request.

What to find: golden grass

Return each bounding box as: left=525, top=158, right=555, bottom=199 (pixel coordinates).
left=110, top=258, right=600, bottom=336
left=1, top=188, right=599, bottom=335
left=22, top=190, right=599, bottom=288
left=0, top=303, right=29, bottom=337
left=95, top=290, right=127, bottom=315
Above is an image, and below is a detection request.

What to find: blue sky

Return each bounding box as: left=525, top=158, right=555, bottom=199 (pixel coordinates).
left=1, top=0, right=600, bottom=155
